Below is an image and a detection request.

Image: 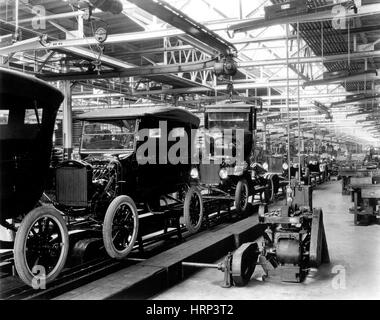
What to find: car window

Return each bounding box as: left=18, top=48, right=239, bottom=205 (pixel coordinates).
left=81, top=119, right=137, bottom=151
left=25, top=108, right=43, bottom=124
left=0, top=110, right=9, bottom=125
left=207, top=112, right=250, bottom=130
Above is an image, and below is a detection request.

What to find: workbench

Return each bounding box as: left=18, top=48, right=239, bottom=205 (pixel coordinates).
left=349, top=177, right=380, bottom=225
left=339, top=169, right=370, bottom=195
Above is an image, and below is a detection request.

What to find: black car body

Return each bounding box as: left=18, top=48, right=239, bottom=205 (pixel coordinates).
left=0, top=68, right=68, bottom=287
left=56, top=107, right=199, bottom=211
left=0, top=68, right=63, bottom=223
left=191, top=101, right=271, bottom=214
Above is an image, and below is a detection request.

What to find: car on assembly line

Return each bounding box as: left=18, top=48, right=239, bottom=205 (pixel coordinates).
left=0, top=67, right=202, bottom=288
left=0, top=68, right=66, bottom=287
left=55, top=106, right=202, bottom=258
left=189, top=100, right=277, bottom=218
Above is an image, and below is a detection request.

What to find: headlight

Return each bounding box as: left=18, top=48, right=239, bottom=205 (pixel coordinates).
left=190, top=168, right=199, bottom=179
left=219, top=168, right=228, bottom=179
left=263, top=162, right=269, bottom=170
left=282, top=162, right=289, bottom=170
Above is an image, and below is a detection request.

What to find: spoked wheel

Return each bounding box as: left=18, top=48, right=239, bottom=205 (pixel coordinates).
left=103, top=195, right=139, bottom=259
left=235, top=179, right=249, bottom=215
left=14, top=206, right=69, bottom=288
left=183, top=186, right=203, bottom=234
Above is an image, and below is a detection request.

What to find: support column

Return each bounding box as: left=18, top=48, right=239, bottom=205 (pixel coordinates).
left=263, top=120, right=267, bottom=152
left=62, top=80, right=73, bottom=159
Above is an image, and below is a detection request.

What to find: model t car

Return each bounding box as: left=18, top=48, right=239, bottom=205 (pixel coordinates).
left=0, top=67, right=202, bottom=287
left=190, top=100, right=274, bottom=217
left=0, top=68, right=66, bottom=287
left=54, top=107, right=201, bottom=261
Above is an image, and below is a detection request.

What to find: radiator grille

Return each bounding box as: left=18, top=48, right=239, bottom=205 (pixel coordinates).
left=56, top=166, right=88, bottom=206
left=199, top=163, right=220, bottom=185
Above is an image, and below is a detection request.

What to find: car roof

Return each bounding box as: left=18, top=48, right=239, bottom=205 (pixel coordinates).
left=204, top=101, right=255, bottom=113
left=0, top=67, right=64, bottom=108
left=76, top=106, right=200, bottom=127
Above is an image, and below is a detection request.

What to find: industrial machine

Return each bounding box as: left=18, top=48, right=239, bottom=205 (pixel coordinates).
left=182, top=185, right=329, bottom=287
left=349, top=176, right=380, bottom=225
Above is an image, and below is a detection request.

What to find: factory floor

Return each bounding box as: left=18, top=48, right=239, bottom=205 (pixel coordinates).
left=152, top=181, right=380, bottom=300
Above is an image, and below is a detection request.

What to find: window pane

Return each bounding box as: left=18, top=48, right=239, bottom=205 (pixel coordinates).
left=81, top=120, right=136, bottom=151
left=0, top=110, right=9, bottom=125
left=25, top=109, right=43, bottom=124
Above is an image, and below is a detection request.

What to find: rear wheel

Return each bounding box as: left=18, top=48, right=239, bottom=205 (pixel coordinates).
left=14, top=206, right=69, bottom=288
left=183, top=186, right=203, bottom=234
left=103, top=195, right=139, bottom=259
left=235, top=179, right=249, bottom=215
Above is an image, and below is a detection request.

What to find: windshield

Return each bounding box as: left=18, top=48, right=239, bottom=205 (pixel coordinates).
left=207, top=112, right=250, bottom=130
left=81, top=119, right=137, bottom=152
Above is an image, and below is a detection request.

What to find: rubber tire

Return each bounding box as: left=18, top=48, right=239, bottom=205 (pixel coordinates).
left=14, top=206, right=69, bottom=288
left=183, top=186, right=204, bottom=234
left=267, top=177, right=275, bottom=201
left=103, top=195, right=139, bottom=259
left=235, top=179, right=249, bottom=215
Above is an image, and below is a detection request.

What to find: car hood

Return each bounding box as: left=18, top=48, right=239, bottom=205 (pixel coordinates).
left=82, top=151, right=134, bottom=162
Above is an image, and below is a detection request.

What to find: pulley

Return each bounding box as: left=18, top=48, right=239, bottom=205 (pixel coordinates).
left=214, top=56, right=238, bottom=77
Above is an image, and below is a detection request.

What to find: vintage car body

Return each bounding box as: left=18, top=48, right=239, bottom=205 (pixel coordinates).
left=57, top=107, right=199, bottom=210
left=0, top=68, right=67, bottom=287
left=261, top=155, right=288, bottom=196
left=191, top=101, right=273, bottom=214
left=55, top=107, right=202, bottom=255
left=0, top=68, right=63, bottom=222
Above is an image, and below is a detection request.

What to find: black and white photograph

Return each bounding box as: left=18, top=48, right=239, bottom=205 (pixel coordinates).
left=0, top=0, right=379, bottom=309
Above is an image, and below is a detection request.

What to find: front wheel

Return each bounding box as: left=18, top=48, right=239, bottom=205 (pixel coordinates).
left=103, top=195, right=139, bottom=259
left=14, top=206, right=69, bottom=288
left=183, top=186, right=204, bottom=234
left=235, top=179, right=249, bottom=215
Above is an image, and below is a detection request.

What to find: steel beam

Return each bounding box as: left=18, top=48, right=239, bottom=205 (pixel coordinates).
left=37, top=59, right=217, bottom=81
left=237, top=50, right=380, bottom=67
left=128, top=0, right=236, bottom=55
left=228, top=24, right=380, bottom=45
left=62, top=81, right=73, bottom=159
left=303, top=70, right=379, bottom=87
left=102, top=79, right=377, bottom=96
left=63, top=46, right=135, bottom=70
left=253, top=91, right=373, bottom=100
left=0, top=18, right=250, bottom=55
left=72, top=93, right=125, bottom=100
left=16, top=10, right=86, bottom=24
left=228, top=4, right=380, bottom=33
left=72, top=91, right=372, bottom=101
left=331, top=93, right=380, bottom=107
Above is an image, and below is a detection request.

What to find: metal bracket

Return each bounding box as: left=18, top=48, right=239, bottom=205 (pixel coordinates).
left=221, top=252, right=233, bottom=288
